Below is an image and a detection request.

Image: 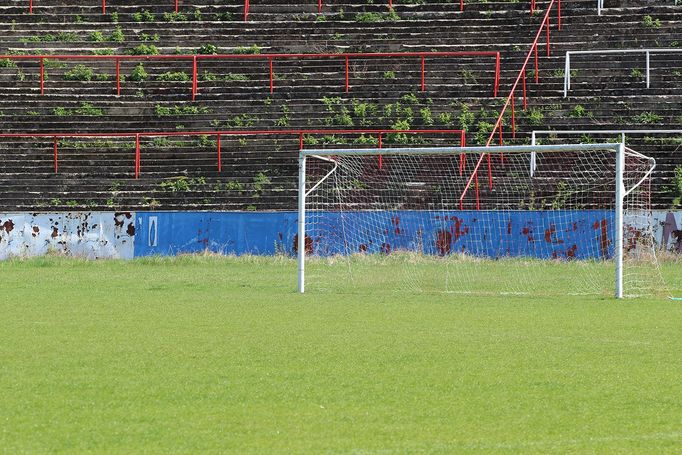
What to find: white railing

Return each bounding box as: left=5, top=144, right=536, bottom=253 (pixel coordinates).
left=530, top=129, right=682, bottom=175
left=597, top=0, right=604, bottom=15
left=563, top=49, right=682, bottom=97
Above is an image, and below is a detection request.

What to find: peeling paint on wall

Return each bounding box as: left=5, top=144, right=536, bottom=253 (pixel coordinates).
left=0, top=212, right=134, bottom=260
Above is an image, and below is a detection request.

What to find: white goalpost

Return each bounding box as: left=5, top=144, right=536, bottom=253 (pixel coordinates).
left=297, top=143, right=665, bottom=298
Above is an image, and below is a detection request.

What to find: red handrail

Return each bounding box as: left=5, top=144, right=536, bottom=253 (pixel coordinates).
left=1, top=51, right=501, bottom=99
left=24, top=0, right=555, bottom=21
left=0, top=129, right=465, bottom=179
left=458, top=0, right=561, bottom=210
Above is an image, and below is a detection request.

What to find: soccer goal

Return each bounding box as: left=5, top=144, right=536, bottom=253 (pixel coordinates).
left=297, top=143, right=666, bottom=298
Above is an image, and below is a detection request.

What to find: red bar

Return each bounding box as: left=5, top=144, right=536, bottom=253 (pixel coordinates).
left=546, top=16, right=551, bottom=57
left=499, top=124, right=503, bottom=146
left=388, top=0, right=392, bottom=8
left=217, top=134, right=222, bottom=172
left=511, top=95, right=516, bottom=138
left=474, top=171, right=480, bottom=210
left=299, top=132, right=304, bottom=150
left=29, top=0, right=32, bottom=14
left=487, top=154, right=492, bottom=189
left=460, top=0, right=464, bottom=12
left=494, top=52, right=500, bottom=97
left=530, top=0, right=535, bottom=14
left=420, top=55, right=425, bottom=92
left=244, top=0, right=249, bottom=21
left=534, top=43, right=539, bottom=83
left=269, top=57, right=274, bottom=93
left=459, top=131, right=466, bottom=176
left=102, top=0, right=106, bottom=15
left=40, top=57, right=44, bottom=95
left=135, top=134, right=141, bottom=178
left=192, top=56, right=197, bottom=101
left=378, top=133, right=383, bottom=170
left=345, top=56, right=349, bottom=92
left=175, top=0, right=179, bottom=13
left=318, top=0, right=322, bottom=13
left=115, top=58, right=120, bottom=96
left=558, top=0, right=562, bottom=30
left=522, top=69, right=527, bottom=109
left=53, top=137, right=58, bottom=173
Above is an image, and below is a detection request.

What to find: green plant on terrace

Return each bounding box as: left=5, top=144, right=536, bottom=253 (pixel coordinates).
left=642, top=15, right=661, bottom=28
left=632, top=111, right=662, bottom=124
left=569, top=104, right=588, bottom=118
left=128, top=44, right=159, bottom=55
left=163, top=11, right=188, bottom=22
left=64, top=65, right=94, bottom=81
left=133, top=9, right=155, bottom=22
left=233, top=44, right=261, bottom=55
left=630, top=68, right=644, bottom=78
left=130, top=64, right=148, bottom=82
left=197, top=44, right=219, bottom=55
left=109, top=27, right=125, bottom=43
left=526, top=108, right=545, bottom=126
left=156, top=71, right=190, bottom=82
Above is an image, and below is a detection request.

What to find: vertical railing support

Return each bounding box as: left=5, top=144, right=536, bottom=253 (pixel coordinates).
left=318, top=0, right=322, bottom=13
left=646, top=51, right=650, bottom=89
left=420, top=54, right=426, bottom=92
left=459, top=131, right=466, bottom=176
left=29, top=0, right=33, bottom=14
left=53, top=137, right=58, bottom=173
left=378, top=133, right=383, bottom=170
left=389, top=0, right=393, bottom=8
left=102, top=0, right=106, bottom=15
left=460, top=0, right=464, bottom=12
left=522, top=69, right=527, bottom=110
left=297, top=152, right=307, bottom=294
left=217, top=133, right=222, bottom=172
left=494, top=52, right=501, bottom=97
left=192, top=56, right=198, bottom=101
left=175, top=0, right=179, bottom=13
left=40, top=57, right=45, bottom=95
left=557, top=0, right=561, bottom=30
left=135, top=134, right=141, bottom=178
left=244, top=0, right=249, bottom=21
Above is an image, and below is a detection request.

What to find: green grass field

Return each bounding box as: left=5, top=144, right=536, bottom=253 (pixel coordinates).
left=1, top=256, right=682, bottom=453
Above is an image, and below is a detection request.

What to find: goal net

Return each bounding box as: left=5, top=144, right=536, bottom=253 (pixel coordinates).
left=297, top=143, right=667, bottom=298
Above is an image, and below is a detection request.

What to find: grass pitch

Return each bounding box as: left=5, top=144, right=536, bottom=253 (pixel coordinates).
left=1, top=256, right=682, bottom=453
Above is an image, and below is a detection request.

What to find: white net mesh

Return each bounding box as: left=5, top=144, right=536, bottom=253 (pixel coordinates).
left=302, top=145, right=668, bottom=297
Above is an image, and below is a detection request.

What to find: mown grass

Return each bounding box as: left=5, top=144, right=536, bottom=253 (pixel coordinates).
left=1, top=256, right=681, bottom=453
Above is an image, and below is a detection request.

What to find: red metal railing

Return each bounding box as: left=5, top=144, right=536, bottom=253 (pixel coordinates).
left=0, top=51, right=501, bottom=100
left=458, top=0, right=561, bottom=210
left=25, top=0, right=554, bottom=20
left=0, top=129, right=465, bottom=179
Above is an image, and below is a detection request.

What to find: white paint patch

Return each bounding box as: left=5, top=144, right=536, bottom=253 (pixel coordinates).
left=0, top=212, right=135, bottom=260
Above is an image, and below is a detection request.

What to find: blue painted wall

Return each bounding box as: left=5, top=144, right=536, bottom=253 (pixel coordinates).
left=134, top=211, right=615, bottom=260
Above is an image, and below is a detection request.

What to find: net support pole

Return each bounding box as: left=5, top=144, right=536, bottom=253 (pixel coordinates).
left=615, top=143, right=624, bottom=299
left=297, top=152, right=307, bottom=294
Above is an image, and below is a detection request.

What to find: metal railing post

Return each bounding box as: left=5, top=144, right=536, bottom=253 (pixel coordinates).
left=40, top=57, right=45, bottom=95
left=115, top=58, right=121, bottom=96
left=102, top=0, right=106, bottom=15
left=269, top=57, right=274, bottom=94
left=420, top=54, right=426, bottom=92
left=135, top=134, right=141, bottom=178
left=646, top=50, right=650, bottom=89
left=345, top=56, right=349, bottom=92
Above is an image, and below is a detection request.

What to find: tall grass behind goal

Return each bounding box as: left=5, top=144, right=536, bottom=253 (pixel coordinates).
left=297, top=144, right=667, bottom=298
